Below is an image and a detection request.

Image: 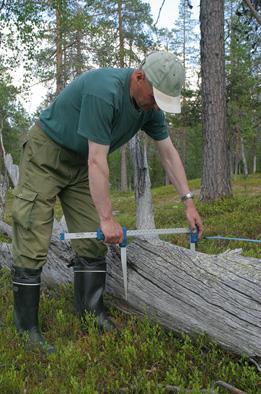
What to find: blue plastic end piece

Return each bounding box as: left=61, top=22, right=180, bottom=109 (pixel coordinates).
left=190, top=230, right=198, bottom=244
left=96, top=227, right=128, bottom=247
left=60, top=232, right=65, bottom=241
left=119, top=227, right=128, bottom=248
left=96, top=228, right=105, bottom=241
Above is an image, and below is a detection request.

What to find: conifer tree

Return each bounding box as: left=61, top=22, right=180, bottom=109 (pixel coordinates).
left=200, top=0, right=232, bottom=200
left=170, top=0, right=199, bottom=84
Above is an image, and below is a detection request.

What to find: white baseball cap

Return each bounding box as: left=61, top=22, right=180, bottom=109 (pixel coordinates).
left=141, top=51, right=185, bottom=114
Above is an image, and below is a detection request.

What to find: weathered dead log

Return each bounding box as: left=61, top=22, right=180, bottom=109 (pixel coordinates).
left=4, top=153, right=19, bottom=188
left=0, top=219, right=74, bottom=286
left=0, top=172, right=9, bottom=219
left=105, top=239, right=261, bottom=359
left=0, top=219, right=13, bottom=238
left=1, top=224, right=260, bottom=358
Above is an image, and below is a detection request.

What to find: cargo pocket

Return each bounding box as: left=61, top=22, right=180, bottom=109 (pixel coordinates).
left=12, top=188, right=38, bottom=230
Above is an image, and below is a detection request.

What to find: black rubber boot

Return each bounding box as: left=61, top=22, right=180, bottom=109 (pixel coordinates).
left=12, top=266, right=54, bottom=353
left=72, top=257, right=116, bottom=333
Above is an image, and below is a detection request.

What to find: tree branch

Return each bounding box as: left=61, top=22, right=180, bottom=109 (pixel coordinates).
left=0, top=0, right=6, bottom=12
left=154, top=0, right=166, bottom=27
left=46, top=39, right=79, bottom=61
left=243, top=0, right=261, bottom=25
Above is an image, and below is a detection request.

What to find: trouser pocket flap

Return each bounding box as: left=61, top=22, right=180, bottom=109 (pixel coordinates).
left=12, top=188, right=38, bottom=230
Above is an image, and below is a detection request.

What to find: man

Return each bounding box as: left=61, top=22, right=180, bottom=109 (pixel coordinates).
left=11, top=51, right=203, bottom=351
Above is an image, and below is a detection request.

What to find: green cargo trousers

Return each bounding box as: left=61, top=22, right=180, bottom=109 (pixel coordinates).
left=12, top=124, right=107, bottom=269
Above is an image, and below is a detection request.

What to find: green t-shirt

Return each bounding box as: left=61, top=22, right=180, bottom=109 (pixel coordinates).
left=39, top=68, right=169, bottom=158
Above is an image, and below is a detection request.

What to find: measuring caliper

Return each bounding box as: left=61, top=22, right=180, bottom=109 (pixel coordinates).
left=60, top=227, right=198, bottom=301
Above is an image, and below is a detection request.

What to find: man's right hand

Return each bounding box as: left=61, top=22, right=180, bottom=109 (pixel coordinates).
left=100, top=218, right=123, bottom=244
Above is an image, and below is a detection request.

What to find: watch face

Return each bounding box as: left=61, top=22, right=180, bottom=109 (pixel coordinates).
left=181, top=192, right=193, bottom=201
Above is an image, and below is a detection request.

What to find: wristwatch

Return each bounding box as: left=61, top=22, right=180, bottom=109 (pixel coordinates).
left=181, top=192, right=194, bottom=202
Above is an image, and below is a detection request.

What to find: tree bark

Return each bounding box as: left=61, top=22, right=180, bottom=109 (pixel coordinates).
left=55, top=5, right=64, bottom=95
left=117, top=0, right=128, bottom=193
left=75, top=28, right=83, bottom=77
left=129, top=133, right=157, bottom=233
left=240, top=136, right=248, bottom=176
left=117, top=0, right=125, bottom=68
left=252, top=135, right=257, bottom=174
left=1, top=229, right=260, bottom=358
left=0, top=173, right=8, bottom=220
left=200, top=0, right=232, bottom=200
left=120, top=144, right=128, bottom=192
left=253, top=154, right=256, bottom=174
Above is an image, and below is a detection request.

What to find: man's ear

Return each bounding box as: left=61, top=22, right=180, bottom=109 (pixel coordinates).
left=135, top=69, right=145, bottom=82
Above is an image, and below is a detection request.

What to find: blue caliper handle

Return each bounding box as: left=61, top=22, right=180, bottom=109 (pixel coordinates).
left=190, top=228, right=198, bottom=244
left=96, top=228, right=105, bottom=241
left=120, top=227, right=127, bottom=248
left=96, top=226, right=128, bottom=248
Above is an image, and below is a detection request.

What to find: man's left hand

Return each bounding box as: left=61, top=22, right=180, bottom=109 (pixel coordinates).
left=184, top=199, right=204, bottom=239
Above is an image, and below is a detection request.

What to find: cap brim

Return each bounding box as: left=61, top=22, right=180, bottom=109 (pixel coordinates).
left=153, top=86, right=181, bottom=114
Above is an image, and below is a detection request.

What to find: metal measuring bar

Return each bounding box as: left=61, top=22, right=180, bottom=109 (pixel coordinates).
left=60, top=227, right=198, bottom=301
left=60, top=227, right=192, bottom=241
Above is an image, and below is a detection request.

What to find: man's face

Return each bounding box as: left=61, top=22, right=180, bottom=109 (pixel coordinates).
left=135, top=76, right=160, bottom=112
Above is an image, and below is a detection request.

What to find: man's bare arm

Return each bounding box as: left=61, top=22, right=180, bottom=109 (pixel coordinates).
left=88, top=141, right=123, bottom=243
left=156, top=137, right=203, bottom=238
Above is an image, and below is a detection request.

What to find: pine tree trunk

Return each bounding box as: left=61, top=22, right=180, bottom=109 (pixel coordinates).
left=118, top=0, right=124, bottom=68
left=233, top=127, right=242, bottom=175
left=253, top=155, right=256, bottom=174
left=252, top=136, right=257, bottom=174
left=55, top=6, right=64, bottom=95
left=117, top=0, right=128, bottom=192
left=240, top=136, right=248, bottom=176
left=182, top=0, right=186, bottom=83
left=200, top=0, right=232, bottom=200
left=120, top=145, right=128, bottom=192
left=75, top=28, right=83, bottom=76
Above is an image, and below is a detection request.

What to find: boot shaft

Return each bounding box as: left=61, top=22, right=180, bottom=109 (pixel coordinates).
left=72, top=256, right=106, bottom=316
left=72, top=256, right=115, bottom=332
left=12, top=266, right=42, bottom=333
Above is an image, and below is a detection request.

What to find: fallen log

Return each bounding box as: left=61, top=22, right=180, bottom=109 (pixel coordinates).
left=0, top=219, right=74, bottom=286
left=105, top=239, right=261, bottom=359
left=1, top=224, right=260, bottom=358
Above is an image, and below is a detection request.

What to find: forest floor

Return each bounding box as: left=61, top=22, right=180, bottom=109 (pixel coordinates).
left=110, top=174, right=261, bottom=259
left=0, top=174, right=260, bottom=393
